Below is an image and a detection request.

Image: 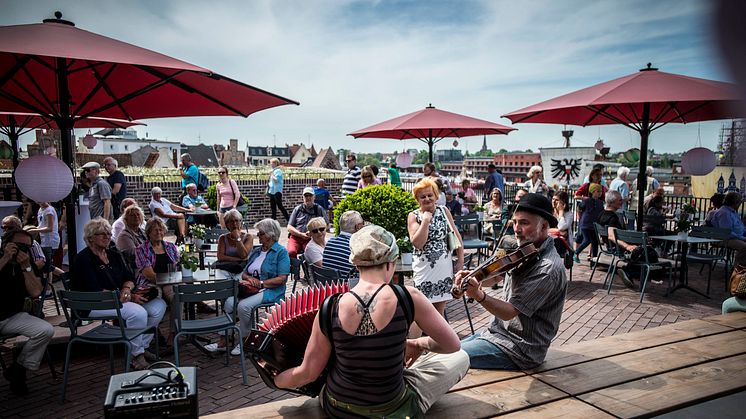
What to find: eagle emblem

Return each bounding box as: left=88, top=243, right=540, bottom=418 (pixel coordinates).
left=551, top=158, right=582, bottom=182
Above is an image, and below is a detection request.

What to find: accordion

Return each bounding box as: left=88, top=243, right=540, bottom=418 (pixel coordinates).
left=244, top=281, right=349, bottom=397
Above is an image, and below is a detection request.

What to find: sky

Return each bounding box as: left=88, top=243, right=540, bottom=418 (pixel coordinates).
left=0, top=0, right=737, bottom=157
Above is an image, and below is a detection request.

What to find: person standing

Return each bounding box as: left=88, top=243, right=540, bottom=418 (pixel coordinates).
left=27, top=202, right=59, bottom=280
left=523, top=165, right=549, bottom=195
left=609, top=166, right=630, bottom=213
left=103, top=157, right=127, bottom=219
left=630, top=166, right=660, bottom=214
left=178, top=153, right=200, bottom=192
left=483, top=164, right=504, bottom=201
left=267, top=158, right=290, bottom=222
left=573, top=183, right=604, bottom=263
left=82, top=161, right=113, bottom=222
left=313, top=178, right=334, bottom=211
left=387, top=162, right=402, bottom=187
left=341, top=153, right=361, bottom=197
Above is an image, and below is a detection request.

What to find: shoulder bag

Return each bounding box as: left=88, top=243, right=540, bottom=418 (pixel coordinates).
left=442, top=206, right=462, bottom=253
left=729, top=264, right=746, bottom=298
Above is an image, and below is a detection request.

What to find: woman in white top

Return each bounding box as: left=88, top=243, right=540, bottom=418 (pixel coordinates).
left=29, top=202, right=59, bottom=275
left=550, top=191, right=573, bottom=239
left=303, top=217, right=327, bottom=267
left=523, top=165, right=549, bottom=195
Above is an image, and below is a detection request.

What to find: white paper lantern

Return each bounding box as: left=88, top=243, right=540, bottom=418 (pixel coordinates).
left=396, top=150, right=413, bottom=169
left=15, top=155, right=74, bottom=203
left=681, top=147, right=717, bottom=176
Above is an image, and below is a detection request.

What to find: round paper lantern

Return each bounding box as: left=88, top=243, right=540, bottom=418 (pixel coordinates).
left=681, top=147, right=717, bottom=176
left=82, top=132, right=97, bottom=149
left=396, top=150, right=413, bottom=169
left=15, top=155, right=74, bottom=203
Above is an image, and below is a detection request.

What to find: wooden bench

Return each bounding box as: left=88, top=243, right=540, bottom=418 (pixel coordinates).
left=205, top=311, right=746, bottom=419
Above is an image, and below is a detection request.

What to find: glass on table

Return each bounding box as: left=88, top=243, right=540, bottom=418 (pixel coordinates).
left=207, top=264, right=215, bottom=278
left=168, top=262, right=176, bottom=280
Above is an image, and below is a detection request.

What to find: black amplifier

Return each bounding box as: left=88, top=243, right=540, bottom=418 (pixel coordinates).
left=103, top=366, right=198, bottom=418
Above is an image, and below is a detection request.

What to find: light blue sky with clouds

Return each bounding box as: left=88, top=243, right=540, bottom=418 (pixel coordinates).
left=0, top=0, right=735, bottom=156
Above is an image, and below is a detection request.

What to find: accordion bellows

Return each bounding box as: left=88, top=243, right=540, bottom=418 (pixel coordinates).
left=245, top=281, right=350, bottom=397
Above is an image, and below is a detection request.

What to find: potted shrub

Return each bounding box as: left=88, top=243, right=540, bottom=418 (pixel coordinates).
left=675, top=203, right=696, bottom=239
left=397, top=237, right=414, bottom=265
left=190, top=224, right=207, bottom=250
left=179, top=245, right=199, bottom=277
left=333, top=184, right=418, bottom=240
left=473, top=204, right=485, bottom=221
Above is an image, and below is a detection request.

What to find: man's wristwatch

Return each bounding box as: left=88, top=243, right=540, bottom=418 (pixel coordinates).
left=23, top=265, right=32, bottom=272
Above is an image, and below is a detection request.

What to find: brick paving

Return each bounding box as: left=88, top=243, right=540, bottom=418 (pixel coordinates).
left=0, top=233, right=732, bottom=418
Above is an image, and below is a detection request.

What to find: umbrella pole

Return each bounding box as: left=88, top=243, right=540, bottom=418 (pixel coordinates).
left=56, top=57, right=78, bottom=273
left=8, top=120, right=21, bottom=200
left=428, top=129, right=434, bottom=163
left=636, top=103, right=650, bottom=231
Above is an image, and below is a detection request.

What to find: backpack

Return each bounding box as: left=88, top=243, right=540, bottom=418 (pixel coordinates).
left=196, top=171, right=209, bottom=192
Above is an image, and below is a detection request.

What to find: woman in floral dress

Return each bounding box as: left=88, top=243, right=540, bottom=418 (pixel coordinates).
left=407, top=178, right=464, bottom=336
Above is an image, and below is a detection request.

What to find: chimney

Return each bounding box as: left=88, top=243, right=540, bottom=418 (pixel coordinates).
left=230, top=139, right=238, bottom=151
left=172, top=149, right=178, bottom=167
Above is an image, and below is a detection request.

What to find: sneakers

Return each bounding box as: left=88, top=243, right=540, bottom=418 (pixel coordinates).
left=618, top=269, right=636, bottom=290
left=230, top=344, right=242, bottom=356
left=204, top=343, right=226, bottom=353
left=572, top=253, right=581, bottom=263
left=3, top=363, right=28, bottom=396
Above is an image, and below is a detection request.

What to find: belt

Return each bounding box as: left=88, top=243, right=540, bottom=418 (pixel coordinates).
left=324, top=385, right=410, bottom=416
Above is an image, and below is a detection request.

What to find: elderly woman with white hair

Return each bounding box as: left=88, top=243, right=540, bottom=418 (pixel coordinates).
left=303, top=216, right=327, bottom=267
left=116, top=204, right=147, bottom=274
left=148, top=186, right=189, bottom=244
left=111, top=198, right=140, bottom=243
left=275, top=225, right=468, bottom=418
left=205, top=218, right=290, bottom=356
left=523, top=165, right=549, bottom=195
left=72, top=218, right=166, bottom=370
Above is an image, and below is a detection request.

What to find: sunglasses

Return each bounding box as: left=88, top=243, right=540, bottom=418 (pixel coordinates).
left=218, top=171, right=227, bottom=174
left=309, top=228, right=325, bottom=234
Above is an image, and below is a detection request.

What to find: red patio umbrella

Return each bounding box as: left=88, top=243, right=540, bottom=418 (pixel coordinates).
left=0, top=11, right=299, bottom=267
left=349, top=104, right=516, bottom=163
left=503, top=64, right=745, bottom=230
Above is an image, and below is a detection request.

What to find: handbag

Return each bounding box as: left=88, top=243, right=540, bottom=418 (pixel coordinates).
left=230, top=180, right=249, bottom=213
left=214, top=260, right=247, bottom=274
left=238, top=280, right=260, bottom=299
left=729, top=264, right=746, bottom=298
left=443, top=206, right=462, bottom=253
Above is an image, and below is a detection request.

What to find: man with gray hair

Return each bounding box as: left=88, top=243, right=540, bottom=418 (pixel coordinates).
left=82, top=161, right=113, bottom=221
left=103, top=156, right=127, bottom=219
left=322, top=210, right=365, bottom=277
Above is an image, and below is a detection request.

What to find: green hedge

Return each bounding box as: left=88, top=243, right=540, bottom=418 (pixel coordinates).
left=333, top=184, right=418, bottom=240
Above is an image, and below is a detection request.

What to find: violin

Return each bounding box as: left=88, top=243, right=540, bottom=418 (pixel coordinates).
left=451, top=243, right=540, bottom=299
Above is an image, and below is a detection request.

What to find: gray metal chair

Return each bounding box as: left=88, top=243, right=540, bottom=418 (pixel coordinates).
left=310, top=264, right=341, bottom=286
left=252, top=259, right=301, bottom=328
left=455, top=213, right=489, bottom=264
left=687, top=226, right=732, bottom=294
left=612, top=230, right=674, bottom=303
left=58, top=290, right=159, bottom=402
left=591, top=222, right=621, bottom=287
left=172, top=279, right=247, bottom=385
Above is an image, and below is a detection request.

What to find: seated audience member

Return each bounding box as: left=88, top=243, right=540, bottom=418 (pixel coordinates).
left=115, top=205, right=147, bottom=274
left=73, top=218, right=166, bottom=370
left=274, top=225, right=469, bottom=418
left=444, top=190, right=462, bottom=217
left=181, top=182, right=218, bottom=227
left=148, top=186, right=188, bottom=244
left=549, top=191, right=572, bottom=239
left=459, top=179, right=478, bottom=213
left=705, top=193, right=725, bottom=226
left=216, top=209, right=253, bottom=265
left=135, top=218, right=180, bottom=321
left=484, top=188, right=504, bottom=236
left=2, top=216, right=46, bottom=271
left=205, top=218, right=289, bottom=356
left=313, top=178, right=334, bottom=210
left=643, top=187, right=665, bottom=210
left=323, top=210, right=365, bottom=277
left=111, top=198, right=139, bottom=243
left=643, top=195, right=667, bottom=236
left=711, top=192, right=746, bottom=266
left=0, top=229, right=54, bottom=395
left=287, top=187, right=328, bottom=258
left=455, top=193, right=567, bottom=370
left=303, top=217, right=327, bottom=267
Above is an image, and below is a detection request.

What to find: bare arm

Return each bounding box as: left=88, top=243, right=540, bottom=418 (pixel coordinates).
left=28, top=213, right=55, bottom=234
left=275, top=314, right=331, bottom=388
left=103, top=199, right=111, bottom=220
left=408, top=211, right=431, bottom=250
left=286, top=224, right=308, bottom=239
left=405, top=286, right=462, bottom=366
left=454, top=270, right=519, bottom=321
left=608, top=227, right=635, bottom=252
left=111, top=183, right=122, bottom=195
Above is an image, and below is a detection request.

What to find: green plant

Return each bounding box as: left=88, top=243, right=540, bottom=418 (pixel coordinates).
left=397, top=237, right=413, bottom=254
left=178, top=245, right=199, bottom=271
left=190, top=224, right=207, bottom=240
left=675, top=204, right=697, bottom=233
left=205, top=185, right=217, bottom=210
left=333, top=184, right=418, bottom=241
left=473, top=204, right=485, bottom=212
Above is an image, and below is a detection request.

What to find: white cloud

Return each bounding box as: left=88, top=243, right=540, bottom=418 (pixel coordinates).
left=0, top=0, right=733, bottom=156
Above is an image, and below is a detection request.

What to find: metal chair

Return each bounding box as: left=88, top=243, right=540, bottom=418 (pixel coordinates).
left=687, top=226, right=732, bottom=294
left=58, top=290, right=159, bottom=402
left=172, top=280, right=247, bottom=385
left=309, top=264, right=341, bottom=286
left=455, top=213, right=489, bottom=264
left=612, top=230, right=674, bottom=303
left=294, top=255, right=310, bottom=293
left=590, top=223, right=621, bottom=287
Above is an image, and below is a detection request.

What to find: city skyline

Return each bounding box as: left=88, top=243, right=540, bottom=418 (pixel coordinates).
left=0, top=0, right=734, bottom=156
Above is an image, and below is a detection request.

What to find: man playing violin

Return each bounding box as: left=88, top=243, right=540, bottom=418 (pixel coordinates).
left=455, top=193, right=568, bottom=370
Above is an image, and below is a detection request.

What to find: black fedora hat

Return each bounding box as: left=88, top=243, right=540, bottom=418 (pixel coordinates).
left=515, top=193, right=558, bottom=228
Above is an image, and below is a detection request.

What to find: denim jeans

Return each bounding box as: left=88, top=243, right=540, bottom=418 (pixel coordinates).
left=460, top=334, right=519, bottom=370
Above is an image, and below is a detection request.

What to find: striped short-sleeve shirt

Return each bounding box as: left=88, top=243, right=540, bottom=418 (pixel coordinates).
left=341, top=166, right=361, bottom=197
left=481, top=236, right=567, bottom=369
left=322, top=232, right=353, bottom=277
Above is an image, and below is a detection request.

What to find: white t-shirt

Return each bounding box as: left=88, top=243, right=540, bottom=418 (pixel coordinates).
left=304, top=240, right=325, bottom=266
left=246, top=251, right=268, bottom=278
left=149, top=198, right=175, bottom=222
left=556, top=211, right=573, bottom=234
left=37, top=206, right=60, bottom=248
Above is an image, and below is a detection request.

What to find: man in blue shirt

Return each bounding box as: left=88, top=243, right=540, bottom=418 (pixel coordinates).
left=711, top=192, right=746, bottom=265
left=179, top=153, right=200, bottom=191
left=483, top=164, right=504, bottom=201
left=103, top=157, right=127, bottom=219
left=322, top=210, right=364, bottom=279
left=313, top=178, right=334, bottom=210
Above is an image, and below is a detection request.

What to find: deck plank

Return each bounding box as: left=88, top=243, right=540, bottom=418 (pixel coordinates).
left=536, top=330, right=746, bottom=395
left=577, top=353, right=746, bottom=418
left=449, top=368, right=525, bottom=392
left=495, top=398, right=614, bottom=419
left=203, top=396, right=322, bottom=419
left=700, top=311, right=746, bottom=329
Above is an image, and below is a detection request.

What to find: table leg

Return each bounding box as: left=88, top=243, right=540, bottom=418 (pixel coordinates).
left=666, top=241, right=710, bottom=298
